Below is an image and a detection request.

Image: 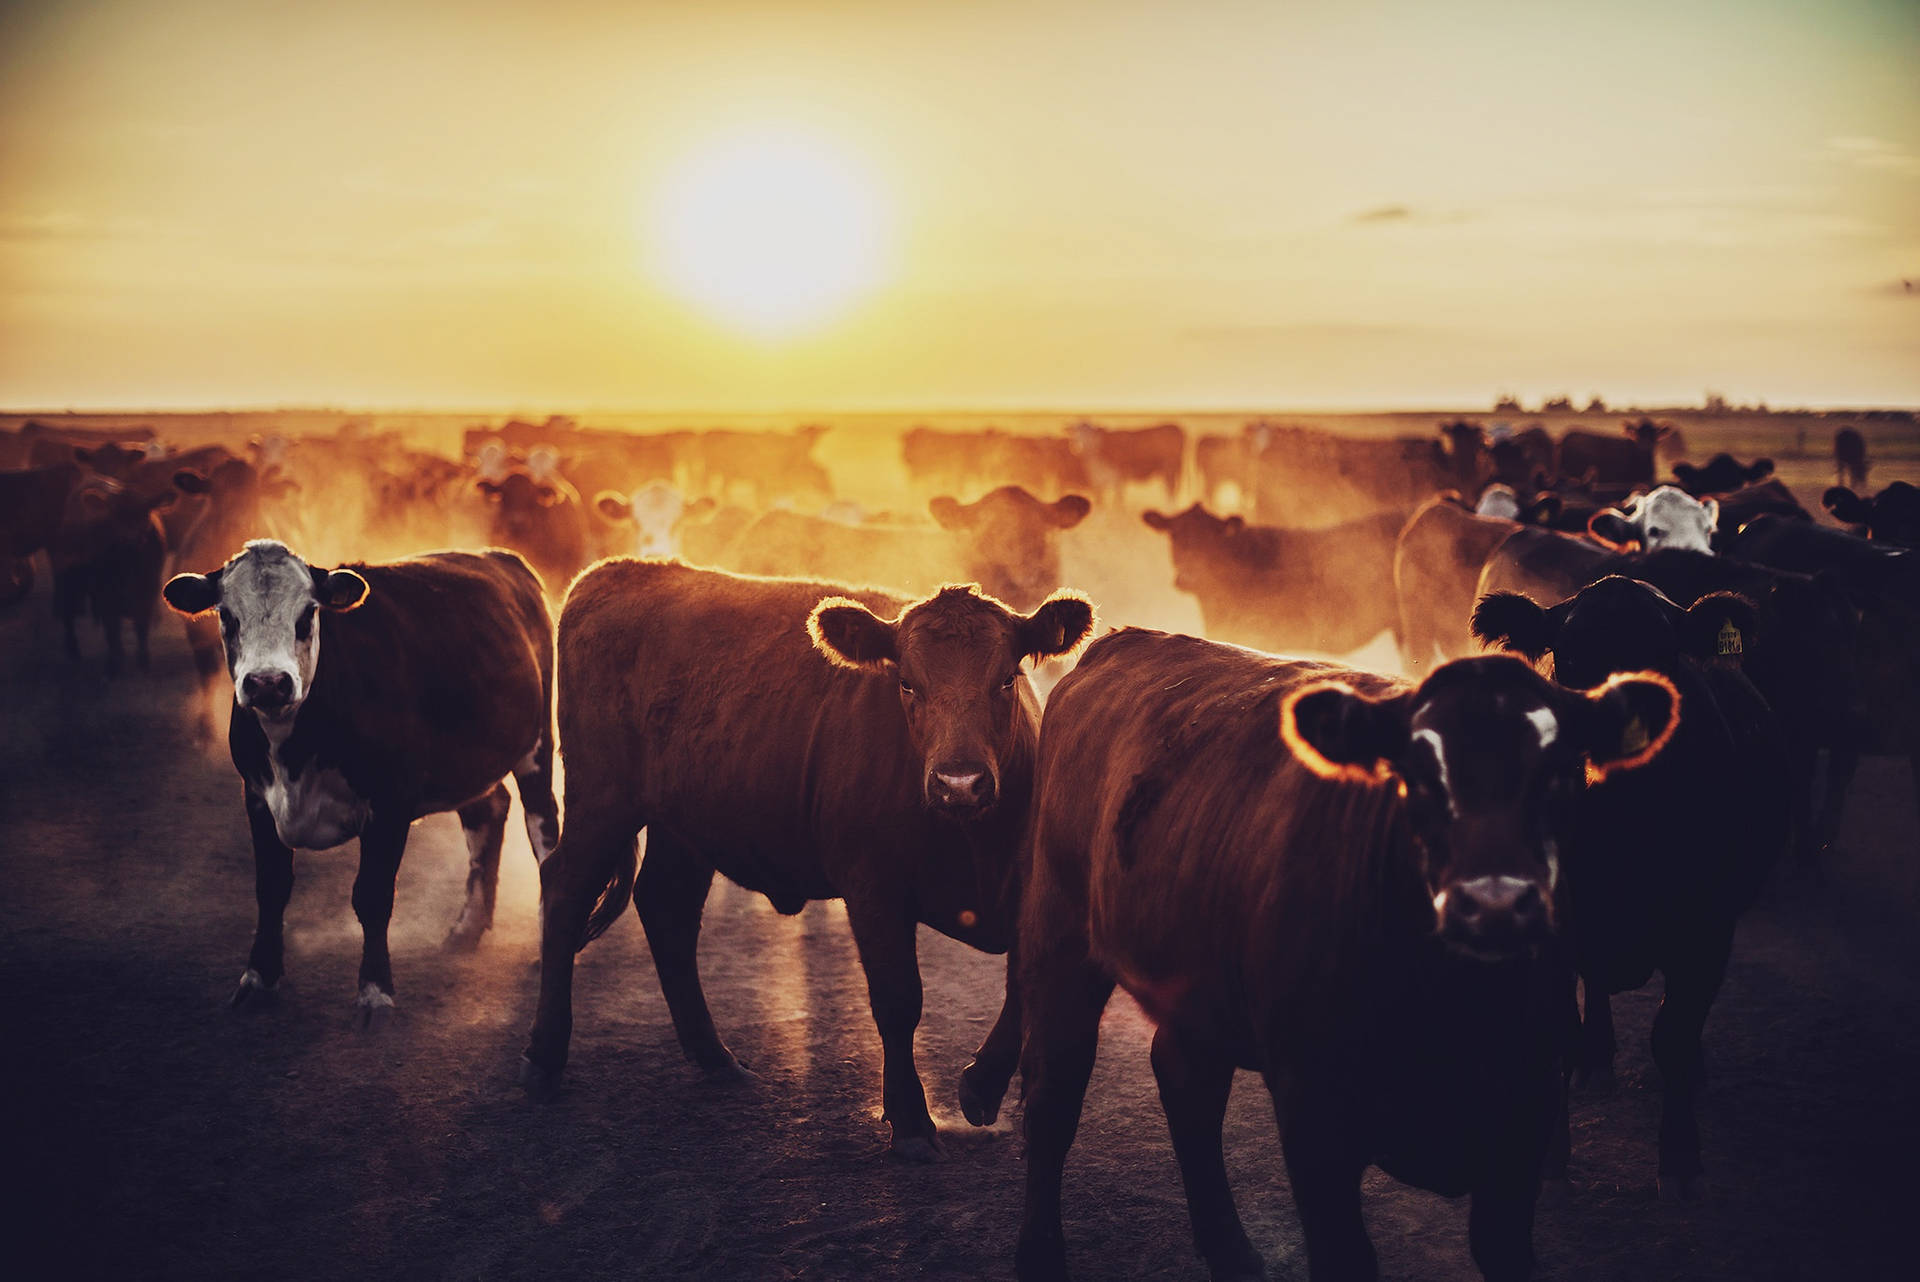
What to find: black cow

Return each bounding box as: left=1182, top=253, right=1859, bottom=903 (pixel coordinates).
left=1474, top=577, right=1789, bottom=1197
left=1671, top=453, right=1772, bottom=497
left=50, top=476, right=174, bottom=673
left=1824, top=482, right=1920, bottom=547
left=162, top=541, right=559, bottom=1024
left=0, top=461, right=81, bottom=608
left=1833, top=427, right=1868, bottom=489
left=1015, top=631, right=1679, bottom=1280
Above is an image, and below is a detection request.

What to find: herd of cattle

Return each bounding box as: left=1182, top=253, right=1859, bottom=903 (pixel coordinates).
left=5, top=409, right=1915, bottom=1280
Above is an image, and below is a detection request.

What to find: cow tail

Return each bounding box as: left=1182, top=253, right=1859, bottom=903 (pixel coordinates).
left=578, top=843, right=638, bottom=950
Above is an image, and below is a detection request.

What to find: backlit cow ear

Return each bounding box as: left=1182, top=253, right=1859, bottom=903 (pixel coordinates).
left=595, top=492, right=634, bottom=522
left=162, top=571, right=220, bottom=617
left=1018, top=591, right=1096, bottom=661
left=1471, top=591, right=1556, bottom=662
left=534, top=484, right=563, bottom=508
left=807, top=596, right=899, bottom=671
left=173, top=469, right=211, bottom=495
left=928, top=496, right=971, bottom=530
left=1521, top=494, right=1562, bottom=525
left=1587, top=510, right=1639, bottom=550
left=1049, top=495, right=1092, bottom=528
left=1280, top=682, right=1408, bottom=784
left=1680, top=591, right=1756, bottom=664
left=1701, top=497, right=1719, bottom=533
left=1823, top=487, right=1870, bottom=525
left=1578, top=670, right=1680, bottom=782
left=313, top=568, right=370, bottom=612
left=1141, top=510, right=1171, bottom=532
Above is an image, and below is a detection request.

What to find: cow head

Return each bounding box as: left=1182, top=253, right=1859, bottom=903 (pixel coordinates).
left=72, top=441, right=147, bottom=479
left=1587, top=486, right=1717, bottom=553
left=477, top=471, right=565, bottom=540
left=1473, top=575, right=1754, bottom=692
left=1142, top=504, right=1244, bottom=593
left=595, top=481, right=685, bottom=558
left=162, top=539, right=368, bottom=721
left=1282, top=655, right=1679, bottom=960
left=1474, top=484, right=1521, bottom=520
left=808, top=585, right=1095, bottom=820
left=1622, top=418, right=1674, bottom=449
left=1824, top=482, right=1920, bottom=547
left=929, top=486, right=1090, bottom=612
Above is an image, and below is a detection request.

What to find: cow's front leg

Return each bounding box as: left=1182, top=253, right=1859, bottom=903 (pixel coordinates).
left=234, top=784, right=295, bottom=1009
left=1275, top=1083, right=1377, bottom=1282
left=846, top=896, right=935, bottom=1161
left=1573, top=977, right=1616, bottom=1093
left=350, top=811, right=412, bottom=1030
left=1652, top=933, right=1731, bottom=1200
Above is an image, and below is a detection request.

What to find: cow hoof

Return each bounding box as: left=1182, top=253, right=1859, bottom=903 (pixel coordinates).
left=1014, top=1232, right=1069, bottom=1282
left=698, top=1056, right=758, bottom=1086
left=353, top=984, right=395, bottom=1032
left=520, top=1055, right=564, bottom=1101
left=443, top=923, right=487, bottom=953
left=958, top=1061, right=1008, bottom=1126
left=230, top=968, right=277, bottom=1011
left=1572, top=1065, right=1617, bottom=1095
left=1657, top=1172, right=1708, bottom=1202
left=1537, top=1177, right=1573, bottom=1209
left=888, top=1131, right=943, bottom=1164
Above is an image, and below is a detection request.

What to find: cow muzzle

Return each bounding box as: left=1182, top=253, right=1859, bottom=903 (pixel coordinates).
left=1434, top=874, right=1551, bottom=960
left=240, top=669, right=297, bottom=715
left=925, top=762, right=996, bottom=819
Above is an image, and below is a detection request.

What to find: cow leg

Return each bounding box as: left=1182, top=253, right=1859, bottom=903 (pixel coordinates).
left=845, top=896, right=939, bottom=1161
left=1468, top=1170, right=1538, bottom=1282
left=1014, top=957, right=1114, bottom=1281
left=633, top=829, right=745, bottom=1081
left=522, top=808, right=640, bottom=1092
left=446, top=782, right=511, bottom=950
left=349, top=812, right=412, bottom=1030
left=1152, top=1026, right=1263, bottom=1281
left=1651, top=937, right=1730, bottom=1200
left=1811, top=746, right=1860, bottom=856
left=100, top=613, right=124, bottom=677
left=1275, top=1081, right=1377, bottom=1282
left=54, top=572, right=82, bottom=661
left=233, top=785, right=295, bottom=1009
left=1573, top=976, right=1617, bottom=1093
left=958, top=931, right=1021, bottom=1127
left=512, top=732, right=560, bottom=863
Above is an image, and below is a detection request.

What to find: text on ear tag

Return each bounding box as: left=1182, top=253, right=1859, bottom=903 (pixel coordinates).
left=1717, top=619, right=1743, bottom=658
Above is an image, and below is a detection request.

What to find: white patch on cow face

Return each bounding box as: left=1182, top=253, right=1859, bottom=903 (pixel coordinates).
left=1475, top=486, right=1521, bottom=520
left=1525, top=706, right=1558, bottom=747
left=628, top=481, right=686, bottom=558
left=1411, top=728, right=1455, bottom=814
left=218, top=541, right=325, bottom=723
left=1627, top=485, right=1717, bottom=553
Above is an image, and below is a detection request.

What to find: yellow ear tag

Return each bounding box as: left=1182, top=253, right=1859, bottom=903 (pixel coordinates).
left=1621, top=716, right=1650, bottom=756
left=1717, top=619, right=1743, bottom=658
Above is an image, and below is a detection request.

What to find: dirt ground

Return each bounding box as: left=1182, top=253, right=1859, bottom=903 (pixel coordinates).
left=6, top=450, right=1920, bottom=1280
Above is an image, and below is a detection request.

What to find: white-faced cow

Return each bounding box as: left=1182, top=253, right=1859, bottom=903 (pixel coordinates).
left=162, top=540, right=558, bottom=1026
left=1586, top=486, right=1719, bottom=553
left=521, top=560, right=1095, bottom=1161
left=1013, top=632, right=1679, bottom=1281
left=592, top=480, right=687, bottom=559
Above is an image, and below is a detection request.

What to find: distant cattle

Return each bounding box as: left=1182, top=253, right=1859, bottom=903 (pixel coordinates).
left=1709, top=478, right=1808, bottom=541
left=691, top=426, right=832, bottom=506
left=1193, top=433, right=1249, bottom=508
left=475, top=469, right=588, bottom=595
left=50, top=476, right=174, bottom=673
left=1141, top=504, right=1405, bottom=656
left=1247, top=423, right=1447, bottom=524
left=1474, top=577, right=1788, bottom=1196
left=1013, top=630, right=1679, bottom=1281
left=162, top=541, right=558, bottom=1023
left=1823, top=482, right=1920, bottom=546
left=1586, top=486, right=1719, bottom=553
left=0, top=461, right=82, bottom=608
left=1833, top=427, right=1868, bottom=489
left=592, top=480, right=688, bottom=558
left=1067, top=422, right=1184, bottom=503
left=1671, top=453, right=1772, bottom=498
left=1433, top=418, right=1489, bottom=491
left=902, top=426, right=991, bottom=495
left=728, top=486, right=1090, bottom=612
left=1558, top=419, right=1673, bottom=488
left=522, top=563, right=1094, bottom=1160
left=1486, top=424, right=1556, bottom=490
left=1474, top=483, right=1522, bottom=520
left=1393, top=496, right=1523, bottom=674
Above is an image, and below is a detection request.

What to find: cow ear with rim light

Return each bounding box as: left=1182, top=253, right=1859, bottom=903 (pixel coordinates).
left=1471, top=591, right=1559, bottom=662
left=808, top=596, right=899, bottom=672
left=312, top=567, right=370, bottom=612
left=1587, top=509, right=1639, bottom=550
left=1573, top=671, right=1681, bottom=782
left=163, top=571, right=221, bottom=617
left=595, top=491, right=634, bottom=522
left=1280, top=682, right=1411, bottom=784
left=1016, top=591, right=1095, bottom=662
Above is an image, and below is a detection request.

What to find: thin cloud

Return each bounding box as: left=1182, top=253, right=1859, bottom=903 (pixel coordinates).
left=1350, top=204, right=1412, bottom=224
left=1828, top=137, right=1920, bottom=176
left=1182, top=323, right=1421, bottom=345
left=1347, top=204, right=1476, bottom=227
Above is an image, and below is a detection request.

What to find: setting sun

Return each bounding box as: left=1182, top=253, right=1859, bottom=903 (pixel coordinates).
left=650, top=128, right=888, bottom=339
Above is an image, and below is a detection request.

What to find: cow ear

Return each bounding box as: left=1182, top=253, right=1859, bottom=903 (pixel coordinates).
left=1671, top=463, right=1700, bottom=492
left=1017, top=591, right=1095, bottom=661
left=1823, top=487, right=1870, bottom=524
left=173, top=469, right=211, bottom=495
left=1049, top=494, right=1092, bottom=528
left=476, top=479, right=501, bottom=499
left=313, top=567, right=370, bottom=612
left=1587, top=510, right=1639, bottom=550
left=595, top=492, right=633, bottom=522
left=1471, top=591, right=1557, bottom=661
left=1280, top=681, right=1408, bottom=784
left=1701, top=497, right=1719, bottom=533
left=1749, top=458, right=1774, bottom=481
left=808, top=597, right=898, bottom=671
left=928, top=496, right=971, bottom=530
left=162, top=571, right=220, bottom=616
left=534, top=484, right=563, bottom=507
left=1679, top=591, right=1757, bottom=664
left=1142, top=510, right=1171, bottom=531
left=1521, top=494, right=1562, bottom=525
left=1577, top=671, right=1680, bottom=782
left=1224, top=515, right=1246, bottom=534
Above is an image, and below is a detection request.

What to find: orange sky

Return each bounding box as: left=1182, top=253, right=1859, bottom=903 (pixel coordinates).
left=1, top=0, right=1915, bottom=411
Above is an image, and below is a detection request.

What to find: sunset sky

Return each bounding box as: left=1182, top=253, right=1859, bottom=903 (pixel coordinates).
left=1, top=0, right=1914, bottom=411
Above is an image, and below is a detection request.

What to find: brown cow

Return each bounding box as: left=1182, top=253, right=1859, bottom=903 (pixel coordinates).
left=1393, top=495, right=1523, bottom=674
left=50, top=475, right=174, bottom=674
left=1558, top=418, right=1672, bottom=488
left=1013, top=631, right=1679, bottom=1281
left=162, top=541, right=559, bottom=1023
left=1068, top=421, right=1184, bottom=503
left=521, top=562, right=1095, bottom=1160
left=0, top=462, right=82, bottom=608
left=475, top=468, right=588, bottom=596
left=728, top=486, right=1090, bottom=612
left=1141, top=504, right=1406, bottom=657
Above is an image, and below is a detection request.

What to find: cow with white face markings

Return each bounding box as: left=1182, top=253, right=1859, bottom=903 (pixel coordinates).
left=163, top=540, right=558, bottom=1027
left=592, top=480, right=686, bottom=559
left=1587, top=485, right=1718, bottom=553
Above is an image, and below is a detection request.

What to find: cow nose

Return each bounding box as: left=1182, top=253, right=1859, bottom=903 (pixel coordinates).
left=241, top=670, right=295, bottom=711
left=1436, top=875, right=1550, bottom=959
left=927, top=763, right=995, bottom=816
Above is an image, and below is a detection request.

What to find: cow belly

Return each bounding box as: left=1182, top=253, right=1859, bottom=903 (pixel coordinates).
left=264, top=762, right=371, bottom=851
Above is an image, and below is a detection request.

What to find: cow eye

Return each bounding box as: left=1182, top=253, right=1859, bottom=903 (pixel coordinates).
left=899, top=679, right=917, bottom=696
left=1648, top=527, right=1664, bottom=538
left=218, top=607, right=236, bottom=635
left=294, top=604, right=316, bottom=641
left=1000, top=673, right=1019, bottom=691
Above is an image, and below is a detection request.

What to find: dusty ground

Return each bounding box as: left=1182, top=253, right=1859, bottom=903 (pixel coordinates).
left=5, top=435, right=1919, bottom=1280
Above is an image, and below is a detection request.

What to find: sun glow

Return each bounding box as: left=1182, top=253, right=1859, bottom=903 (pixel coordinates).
left=650, top=128, right=889, bottom=339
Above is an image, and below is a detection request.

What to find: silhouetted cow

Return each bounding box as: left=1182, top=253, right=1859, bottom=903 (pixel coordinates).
left=522, top=562, right=1094, bottom=1159
left=0, top=461, right=81, bottom=608
left=1824, top=482, right=1920, bottom=547
left=1487, top=425, right=1555, bottom=490
left=1393, top=496, right=1523, bottom=674
left=1833, top=427, right=1868, bottom=489
left=50, top=476, right=174, bottom=673
left=1558, top=419, right=1672, bottom=488
left=1671, top=453, right=1772, bottom=498
left=1142, top=504, right=1405, bottom=657
left=1013, top=631, right=1679, bottom=1281
left=163, top=541, right=558, bottom=1024
left=1067, top=421, right=1184, bottom=503
left=1474, top=577, right=1788, bottom=1197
